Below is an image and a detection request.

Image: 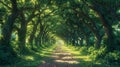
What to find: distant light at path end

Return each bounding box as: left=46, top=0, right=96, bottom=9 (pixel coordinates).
left=56, top=40, right=64, bottom=45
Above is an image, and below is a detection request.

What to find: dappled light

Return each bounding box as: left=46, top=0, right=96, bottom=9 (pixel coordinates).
left=24, top=56, right=34, bottom=61
left=52, top=47, right=79, bottom=64
left=55, top=60, right=79, bottom=64
left=0, top=0, right=120, bottom=67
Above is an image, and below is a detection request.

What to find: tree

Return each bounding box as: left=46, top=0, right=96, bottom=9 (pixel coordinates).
left=0, top=0, right=19, bottom=64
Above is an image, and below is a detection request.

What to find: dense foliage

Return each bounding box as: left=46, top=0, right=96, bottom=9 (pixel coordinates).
left=0, top=0, right=120, bottom=66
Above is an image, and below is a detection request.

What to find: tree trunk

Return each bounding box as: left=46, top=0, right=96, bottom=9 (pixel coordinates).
left=18, top=12, right=27, bottom=53
left=81, top=20, right=102, bottom=48
left=29, top=21, right=39, bottom=48
left=95, top=35, right=103, bottom=49
left=74, top=9, right=102, bottom=48
left=78, top=25, right=89, bottom=46
left=0, top=0, right=18, bottom=64
left=97, top=12, right=115, bottom=51
left=89, top=2, right=116, bottom=51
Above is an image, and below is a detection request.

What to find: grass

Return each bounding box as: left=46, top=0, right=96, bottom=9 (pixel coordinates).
left=0, top=44, right=56, bottom=67
left=64, top=45, right=120, bottom=67
left=1, top=44, right=120, bottom=67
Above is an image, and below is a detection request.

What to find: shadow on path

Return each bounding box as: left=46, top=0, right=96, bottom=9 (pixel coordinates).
left=37, top=45, right=117, bottom=67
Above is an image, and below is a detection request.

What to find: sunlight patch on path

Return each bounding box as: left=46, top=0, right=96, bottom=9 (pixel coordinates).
left=55, top=60, right=79, bottom=64
left=61, top=45, right=92, bottom=62
left=38, top=38, right=92, bottom=67
left=51, top=44, right=80, bottom=64
left=53, top=53, right=71, bottom=55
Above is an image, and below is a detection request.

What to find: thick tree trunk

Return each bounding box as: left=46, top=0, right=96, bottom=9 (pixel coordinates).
left=89, top=2, right=116, bottom=51
left=81, top=20, right=102, bottom=48
left=18, top=12, right=27, bottom=53
left=0, top=13, right=18, bottom=64
left=0, top=0, right=18, bottom=64
left=74, top=9, right=102, bottom=48
left=18, top=11, right=37, bottom=52
left=97, top=12, right=115, bottom=51
left=29, top=21, right=39, bottom=48
left=35, top=22, right=44, bottom=47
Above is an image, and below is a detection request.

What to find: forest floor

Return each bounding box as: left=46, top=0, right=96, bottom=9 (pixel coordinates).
left=1, top=44, right=119, bottom=67
left=38, top=44, right=81, bottom=67
left=37, top=44, right=110, bottom=67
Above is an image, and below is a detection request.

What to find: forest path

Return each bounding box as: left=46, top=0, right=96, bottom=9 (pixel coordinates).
left=37, top=44, right=87, bottom=67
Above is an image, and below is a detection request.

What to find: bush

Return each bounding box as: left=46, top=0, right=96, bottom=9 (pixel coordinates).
left=88, top=46, right=106, bottom=60
left=88, top=46, right=95, bottom=53
left=88, top=46, right=120, bottom=64
left=79, top=46, right=88, bottom=55
left=105, top=50, right=120, bottom=64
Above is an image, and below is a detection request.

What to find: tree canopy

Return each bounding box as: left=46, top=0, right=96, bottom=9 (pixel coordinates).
left=0, top=0, right=120, bottom=66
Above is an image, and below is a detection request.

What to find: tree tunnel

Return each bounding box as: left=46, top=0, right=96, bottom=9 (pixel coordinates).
left=0, top=0, right=120, bottom=66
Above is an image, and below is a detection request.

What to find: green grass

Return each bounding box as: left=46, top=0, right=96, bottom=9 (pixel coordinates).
left=1, top=44, right=120, bottom=67
left=0, top=44, right=56, bottom=67
left=64, top=45, right=120, bottom=67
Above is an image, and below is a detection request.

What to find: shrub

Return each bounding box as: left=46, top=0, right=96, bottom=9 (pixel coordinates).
left=79, top=46, right=88, bottom=55
left=88, top=46, right=106, bottom=61
left=88, top=46, right=120, bottom=64
left=105, top=50, right=120, bottom=64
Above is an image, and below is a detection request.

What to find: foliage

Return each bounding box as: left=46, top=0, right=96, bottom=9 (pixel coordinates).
left=88, top=46, right=106, bottom=60
left=105, top=50, right=120, bottom=64
left=0, top=0, right=120, bottom=66
left=88, top=46, right=120, bottom=65
left=79, top=46, right=88, bottom=55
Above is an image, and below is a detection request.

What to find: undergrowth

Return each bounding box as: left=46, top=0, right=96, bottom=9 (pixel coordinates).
left=66, top=44, right=120, bottom=67
left=0, top=44, right=56, bottom=67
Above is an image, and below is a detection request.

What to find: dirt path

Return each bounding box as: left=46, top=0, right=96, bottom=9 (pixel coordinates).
left=37, top=45, right=116, bottom=67
left=38, top=45, right=80, bottom=67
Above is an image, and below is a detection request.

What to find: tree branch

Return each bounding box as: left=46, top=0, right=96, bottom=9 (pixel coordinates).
left=0, top=1, right=11, bottom=9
